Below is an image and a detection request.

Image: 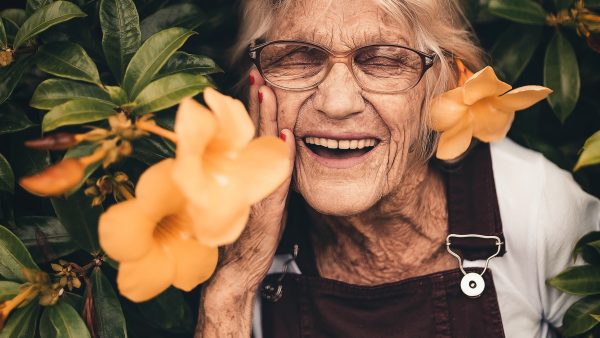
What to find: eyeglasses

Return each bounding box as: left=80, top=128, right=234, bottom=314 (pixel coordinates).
left=248, top=40, right=436, bottom=94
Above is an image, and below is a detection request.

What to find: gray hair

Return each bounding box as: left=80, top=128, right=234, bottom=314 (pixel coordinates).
left=229, top=0, right=487, bottom=161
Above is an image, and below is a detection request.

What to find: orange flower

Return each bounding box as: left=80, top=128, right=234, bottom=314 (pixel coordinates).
left=172, top=88, right=290, bottom=246
left=429, top=66, right=552, bottom=160
left=98, top=159, right=218, bottom=302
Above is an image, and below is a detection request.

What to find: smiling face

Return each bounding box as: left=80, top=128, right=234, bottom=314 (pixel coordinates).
left=266, top=0, right=428, bottom=216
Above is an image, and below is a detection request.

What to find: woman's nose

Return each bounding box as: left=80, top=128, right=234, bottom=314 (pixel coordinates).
left=312, top=63, right=366, bottom=119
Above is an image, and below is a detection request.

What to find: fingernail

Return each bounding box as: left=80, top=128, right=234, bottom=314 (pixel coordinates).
left=279, top=131, right=286, bottom=141
left=249, top=74, right=255, bottom=86
left=258, top=91, right=263, bottom=103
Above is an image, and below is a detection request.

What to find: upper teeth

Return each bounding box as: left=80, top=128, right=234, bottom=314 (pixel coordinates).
left=304, top=137, right=378, bottom=149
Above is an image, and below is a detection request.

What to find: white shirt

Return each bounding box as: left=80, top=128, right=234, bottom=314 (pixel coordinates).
left=253, top=138, right=600, bottom=338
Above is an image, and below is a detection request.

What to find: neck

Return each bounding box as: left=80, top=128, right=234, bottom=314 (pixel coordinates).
left=306, top=162, right=453, bottom=285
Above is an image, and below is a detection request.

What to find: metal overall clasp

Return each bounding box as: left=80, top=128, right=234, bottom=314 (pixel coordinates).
left=261, top=244, right=299, bottom=302
left=446, top=234, right=503, bottom=298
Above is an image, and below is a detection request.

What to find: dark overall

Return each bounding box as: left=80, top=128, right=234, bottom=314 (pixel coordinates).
left=258, top=143, right=507, bottom=338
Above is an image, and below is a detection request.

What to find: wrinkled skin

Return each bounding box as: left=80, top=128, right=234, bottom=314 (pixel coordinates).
left=196, top=0, right=454, bottom=336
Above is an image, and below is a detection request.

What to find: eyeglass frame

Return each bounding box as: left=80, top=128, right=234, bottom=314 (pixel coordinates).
left=247, top=39, right=437, bottom=94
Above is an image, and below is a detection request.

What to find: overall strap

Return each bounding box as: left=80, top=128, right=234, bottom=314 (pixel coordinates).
left=444, top=142, right=506, bottom=261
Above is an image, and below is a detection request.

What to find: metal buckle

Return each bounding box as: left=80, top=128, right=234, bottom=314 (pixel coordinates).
left=446, top=234, right=503, bottom=298
left=261, top=244, right=298, bottom=302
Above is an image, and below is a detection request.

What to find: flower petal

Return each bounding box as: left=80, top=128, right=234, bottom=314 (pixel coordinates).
left=204, top=87, right=255, bottom=153
left=190, top=202, right=250, bottom=247
left=470, top=99, right=515, bottom=143
left=496, top=85, right=553, bottom=111
left=136, top=159, right=186, bottom=219
left=117, top=243, right=175, bottom=302
left=165, top=236, right=218, bottom=291
left=463, top=66, right=512, bottom=105
left=98, top=200, right=155, bottom=262
left=238, top=136, right=290, bottom=204
left=436, top=115, right=474, bottom=160
left=429, top=87, right=468, bottom=132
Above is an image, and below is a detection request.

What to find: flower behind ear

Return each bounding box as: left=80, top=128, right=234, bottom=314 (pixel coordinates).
left=429, top=64, right=552, bottom=161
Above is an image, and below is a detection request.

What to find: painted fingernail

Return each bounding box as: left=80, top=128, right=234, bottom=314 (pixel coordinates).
left=249, top=74, right=255, bottom=85
left=258, top=91, right=263, bottom=103
left=279, top=131, right=286, bottom=141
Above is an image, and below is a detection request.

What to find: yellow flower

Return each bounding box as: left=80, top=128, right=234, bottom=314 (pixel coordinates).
left=429, top=66, right=552, bottom=160
left=172, top=88, right=290, bottom=246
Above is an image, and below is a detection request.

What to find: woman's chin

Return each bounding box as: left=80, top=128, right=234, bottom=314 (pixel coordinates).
left=298, top=183, right=382, bottom=216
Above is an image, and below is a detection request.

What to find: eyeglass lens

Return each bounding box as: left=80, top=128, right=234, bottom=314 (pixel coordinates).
left=259, top=42, right=425, bottom=93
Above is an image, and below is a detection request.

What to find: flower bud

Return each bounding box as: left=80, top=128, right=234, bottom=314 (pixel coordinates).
left=25, top=133, right=79, bottom=150
left=19, top=159, right=85, bottom=197
left=0, top=49, right=13, bottom=67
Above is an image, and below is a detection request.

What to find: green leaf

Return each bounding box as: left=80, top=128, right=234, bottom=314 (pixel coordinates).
left=133, top=73, right=210, bottom=114
left=1, top=9, right=27, bottom=27
left=51, top=189, right=102, bottom=254
left=64, top=142, right=101, bottom=196
left=0, top=302, right=41, bottom=338
left=0, top=153, right=14, bottom=193
left=1, top=18, right=19, bottom=46
left=0, top=103, right=34, bottom=135
left=92, top=268, right=127, bottom=338
left=99, top=0, right=141, bottom=82
left=140, top=3, right=206, bottom=40
left=40, top=301, right=91, bottom=338
left=488, top=0, right=548, bottom=25
left=131, top=135, right=174, bottom=165
left=106, top=85, right=128, bottom=105
left=37, top=42, right=101, bottom=85
left=9, top=131, right=50, bottom=177
left=490, top=23, right=542, bottom=84
left=0, top=56, right=34, bottom=105
left=26, top=0, right=55, bottom=16
left=122, top=27, right=195, bottom=99
left=31, top=79, right=111, bottom=110
left=137, top=287, right=193, bottom=333
left=0, top=280, right=21, bottom=302
left=157, top=52, right=222, bottom=79
left=0, top=18, right=7, bottom=49
left=574, top=131, right=600, bottom=171
left=13, top=1, right=86, bottom=50
left=62, top=292, right=82, bottom=313
left=562, top=296, right=600, bottom=336
left=42, top=99, right=116, bottom=132
left=12, top=216, right=78, bottom=264
left=588, top=0, right=600, bottom=8
left=544, top=30, right=580, bottom=123
left=548, top=265, right=600, bottom=295
left=0, top=224, right=39, bottom=282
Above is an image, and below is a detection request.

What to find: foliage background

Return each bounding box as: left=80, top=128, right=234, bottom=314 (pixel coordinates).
left=0, top=0, right=599, bottom=337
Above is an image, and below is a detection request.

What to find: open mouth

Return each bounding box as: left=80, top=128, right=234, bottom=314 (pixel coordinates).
left=303, top=137, right=380, bottom=160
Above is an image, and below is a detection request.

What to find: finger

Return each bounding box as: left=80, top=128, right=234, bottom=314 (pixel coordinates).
left=257, top=85, right=278, bottom=137
left=248, top=67, right=265, bottom=135
left=268, top=129, right=296, bottom=206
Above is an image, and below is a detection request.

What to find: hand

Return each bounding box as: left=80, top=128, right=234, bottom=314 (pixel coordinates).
left=210, top=67, right=296, bottom=292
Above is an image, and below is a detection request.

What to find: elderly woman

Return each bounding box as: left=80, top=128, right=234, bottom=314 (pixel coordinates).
left=195, top=0, right=600, bottom=337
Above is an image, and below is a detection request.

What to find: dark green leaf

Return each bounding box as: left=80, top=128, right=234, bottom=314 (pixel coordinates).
left=14, top=1, right=86, bottom=49
left=92, top=268, right=127, bottom=338
left=37, top=42, right=101, bottom=85
left=64, top=142, right=101, bottom=196
left=99, top=0, right=141, bottom=82
left=0, top=18, right=7, bottom=49
left=544, top=30, right=580, bottom=123
left=562, top=295, right=600, bottom=336
left=42, top=99, right=116, bottom=132
left=131, top=136, right=174, bottom=165
left=9, top=131, right=50, bottom=178
left=0, top=224, right=39, bottom=282
left=137, top=287, right=193, bottom=333
left=26, top=0, right=55, bottom=16
left=133, top=73, right=210, bottom=114
left=0, top=280, right=20, bottom=302
left=574, top=131, right=600, bottom=171
left=588, top=0, right=600, bottom=8
left=554, top=0, right=573, bottom=10
left=51, top=189, right=102, bottom=254
left=31, top=79, right=112, bottom=110
left=157, top=52, right=222, bottom=79
left=1, top=9, right=27, bottom=27
left=574, top=232, right=600, bottom=258
left=548, top=265, right=600, bottom=295
left=122, top=27, right=195, bottom=99
left=0, top=103, right=35, bottom=135
left=12, top=216, right=78, bottom=264
left=1, top=18, right=18, bottom=46
left=0, top=302, right=40, bottom=338
left=140, top=3, right=206, bottom=40
left=0, top=56, right=34, bottom=105
left=106, top=85, right=129, bottom=105
left=40, top=301, right=91, bottom=338
left=488, top=0, right=547, bottom=25
left=491, top=24, right=542, bottom=84
left=62, top=292, right=83, bottom=313
left=0, top=153, right=14, bottom=193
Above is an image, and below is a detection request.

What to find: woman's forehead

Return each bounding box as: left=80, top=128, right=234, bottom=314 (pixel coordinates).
left=268, top=0, right=412, bottom=50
